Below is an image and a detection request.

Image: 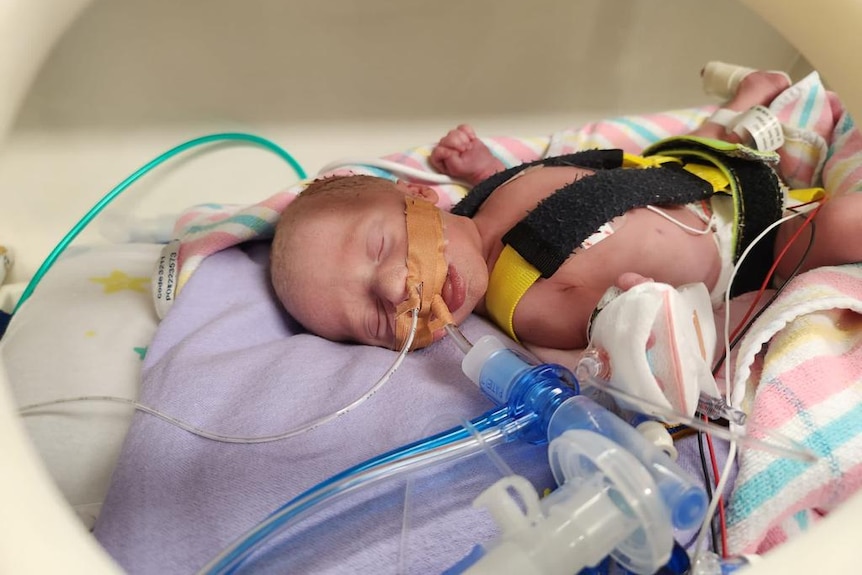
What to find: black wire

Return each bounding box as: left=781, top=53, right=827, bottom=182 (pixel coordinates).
left=697, top=427, right=720, bottom=553
left=696, top=216, right=817, bottom=557
left=711, top=219, right=816, bottom=376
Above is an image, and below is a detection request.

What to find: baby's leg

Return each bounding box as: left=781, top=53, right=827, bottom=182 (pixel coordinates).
left=694, top=66, right=844, bottom=189
left=774, top=193, right=862, bottom=278
left=690, top=70, right=791, bottom=143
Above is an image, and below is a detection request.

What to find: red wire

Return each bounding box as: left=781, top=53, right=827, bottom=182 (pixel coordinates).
left=705, top=201, right=823, bottom=557
left=728, top=202, right=822, bottom=342
left=704, top=426, right=730, bottom=557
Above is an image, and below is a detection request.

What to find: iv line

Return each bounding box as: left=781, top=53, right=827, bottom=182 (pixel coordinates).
left=691, top=206, right=818, bottom=565
left=575, top=369, right=816, bottom=463
left=720, top=208, right=814, bottom=406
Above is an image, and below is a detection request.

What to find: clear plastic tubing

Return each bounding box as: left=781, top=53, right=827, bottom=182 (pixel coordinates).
left=198, top=406, right=527, bottom=575
left=547, top=395, right=707, bottom=531
left=463, top=336, right=708, bottom=531
left=444, top=323, right=474, bottom=355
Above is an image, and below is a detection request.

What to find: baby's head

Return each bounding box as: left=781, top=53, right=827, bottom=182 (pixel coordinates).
left=271, top=175, right=489, bottom=350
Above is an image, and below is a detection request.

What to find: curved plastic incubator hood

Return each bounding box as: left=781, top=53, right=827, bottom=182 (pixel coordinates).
left=1, top=0, right=861, bottom=573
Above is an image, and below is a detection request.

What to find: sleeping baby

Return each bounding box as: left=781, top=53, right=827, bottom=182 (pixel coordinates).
left=269, top=64, right=862, bottom=362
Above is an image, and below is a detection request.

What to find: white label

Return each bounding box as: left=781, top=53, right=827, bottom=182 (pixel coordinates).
left=732, top=105, right=785, bottom=152
left=152, top=239, right=181, bottom=319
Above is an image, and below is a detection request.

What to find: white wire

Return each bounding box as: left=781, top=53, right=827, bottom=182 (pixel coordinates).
left=317, top=157, right=467, bottom=185
left=18, top=308, right=420, bottom=444
left=691, top=208, right=812, bottom=564
left=691, top=441, right=738, bottom=565
left=645, top=205, right=712, bottom=235
left=580, top=376, right=813, bottom=461
left=721, top=209, right=808, bottom=406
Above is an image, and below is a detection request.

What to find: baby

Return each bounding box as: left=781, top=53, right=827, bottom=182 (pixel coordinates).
left=270, top=65, right=862, bottom=359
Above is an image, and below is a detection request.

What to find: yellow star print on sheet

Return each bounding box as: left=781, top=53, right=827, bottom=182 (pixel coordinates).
left=90, top=270, right=150, bottom=294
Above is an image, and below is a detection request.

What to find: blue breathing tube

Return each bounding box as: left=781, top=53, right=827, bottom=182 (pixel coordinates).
left=199, top=405, right=530, bottom=575
left=201, top=334, right=709, bottom=574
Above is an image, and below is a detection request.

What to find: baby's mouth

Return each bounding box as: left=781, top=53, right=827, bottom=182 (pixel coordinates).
left=441, top=264, right=466, bottom=315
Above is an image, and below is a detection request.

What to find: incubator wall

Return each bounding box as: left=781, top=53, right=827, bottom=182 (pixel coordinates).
left=1, top=0, right=861, bottom=573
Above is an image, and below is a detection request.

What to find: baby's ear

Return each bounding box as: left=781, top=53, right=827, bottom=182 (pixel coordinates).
left=396, top=180, right=439, bottom=205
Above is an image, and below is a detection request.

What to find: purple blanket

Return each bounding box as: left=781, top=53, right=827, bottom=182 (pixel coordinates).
left=93, top=242, right=555, bottom=574
left=94, top=242, right=726, bottom=573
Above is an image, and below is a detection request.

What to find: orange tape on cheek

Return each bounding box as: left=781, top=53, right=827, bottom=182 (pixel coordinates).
left=394, top=198, right=454, bottom=350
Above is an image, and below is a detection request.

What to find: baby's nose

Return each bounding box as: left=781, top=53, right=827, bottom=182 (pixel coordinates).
left=377, top=263, right=410, bottom=307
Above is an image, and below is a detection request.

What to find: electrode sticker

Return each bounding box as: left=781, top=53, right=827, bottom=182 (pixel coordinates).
left=153, top=239, right=180, bottom=319
left=731, top=105, right=785, bottom=152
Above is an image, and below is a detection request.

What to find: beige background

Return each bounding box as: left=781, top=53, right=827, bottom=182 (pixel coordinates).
left=2, top=0, right=807, bottom=284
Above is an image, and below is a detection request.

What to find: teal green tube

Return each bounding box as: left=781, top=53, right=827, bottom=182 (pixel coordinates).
left=12, top=132, right=306, bottom=314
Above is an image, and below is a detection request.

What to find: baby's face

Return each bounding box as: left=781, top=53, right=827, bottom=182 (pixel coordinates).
left=280, top=181, right=488, bottom=349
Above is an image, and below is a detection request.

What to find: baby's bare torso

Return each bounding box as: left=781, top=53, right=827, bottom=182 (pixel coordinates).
left=471, top=166, right=721, bottom=350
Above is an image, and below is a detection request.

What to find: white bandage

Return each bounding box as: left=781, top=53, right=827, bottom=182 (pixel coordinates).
left=588, top=282, right=721, bottom=419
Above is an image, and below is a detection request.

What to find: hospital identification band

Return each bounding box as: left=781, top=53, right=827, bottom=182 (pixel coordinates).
left=152, top=239, right=181, bottom=320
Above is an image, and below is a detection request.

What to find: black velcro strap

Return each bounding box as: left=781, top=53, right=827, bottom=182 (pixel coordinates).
left=719, top=155, right=782, bottom=296
left=645, top=138, right=783, bottom=296
left=503, top=166, right=714, bottom=278
left=451, top=149, right=625, bottom=217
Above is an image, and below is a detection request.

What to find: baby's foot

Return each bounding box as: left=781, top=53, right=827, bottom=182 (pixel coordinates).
left=695, top=68, right=792, bottom=145
left=429, top=124, right=505, bottom=186
left=701, top=62, right=791, bottom=103
left=728, top=69, right=792, bottom=111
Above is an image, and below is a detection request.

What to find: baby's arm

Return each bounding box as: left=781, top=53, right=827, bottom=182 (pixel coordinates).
left=522, top=342, right=585, bottom=374
left=429, top=124, right=506, bottom=186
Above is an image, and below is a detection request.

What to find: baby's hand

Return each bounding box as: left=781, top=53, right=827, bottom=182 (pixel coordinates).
left=429, top=124, right=505, bottom=186
left=615, top=272, right=654, bottom=292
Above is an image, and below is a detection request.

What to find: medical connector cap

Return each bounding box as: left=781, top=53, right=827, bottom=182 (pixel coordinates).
left=461, top=335, right=510, bottom=391
left=691, top=550, right=760, bottom=574
left=461, top=334, right=578, bottom=405
left=461, top=335, right=579, bottom=444
left=463, top=430, right=672, bottom=575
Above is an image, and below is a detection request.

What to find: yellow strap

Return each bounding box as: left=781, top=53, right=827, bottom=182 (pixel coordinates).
left=789, top=187, right=826, bottom=203
left=681, top=163, right=730, bottom=193
left=624, top=151, right=730, bottom=192
left=485, top=245, right=541, bottom=342
left=621, top=152, right=681, bottom=168
left=484, top=154, right=729, bottom=342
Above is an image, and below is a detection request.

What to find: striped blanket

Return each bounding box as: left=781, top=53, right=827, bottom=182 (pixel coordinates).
left=721, top=73, right=862, bottom=554
left=727, top=264, right=862, bottom=554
